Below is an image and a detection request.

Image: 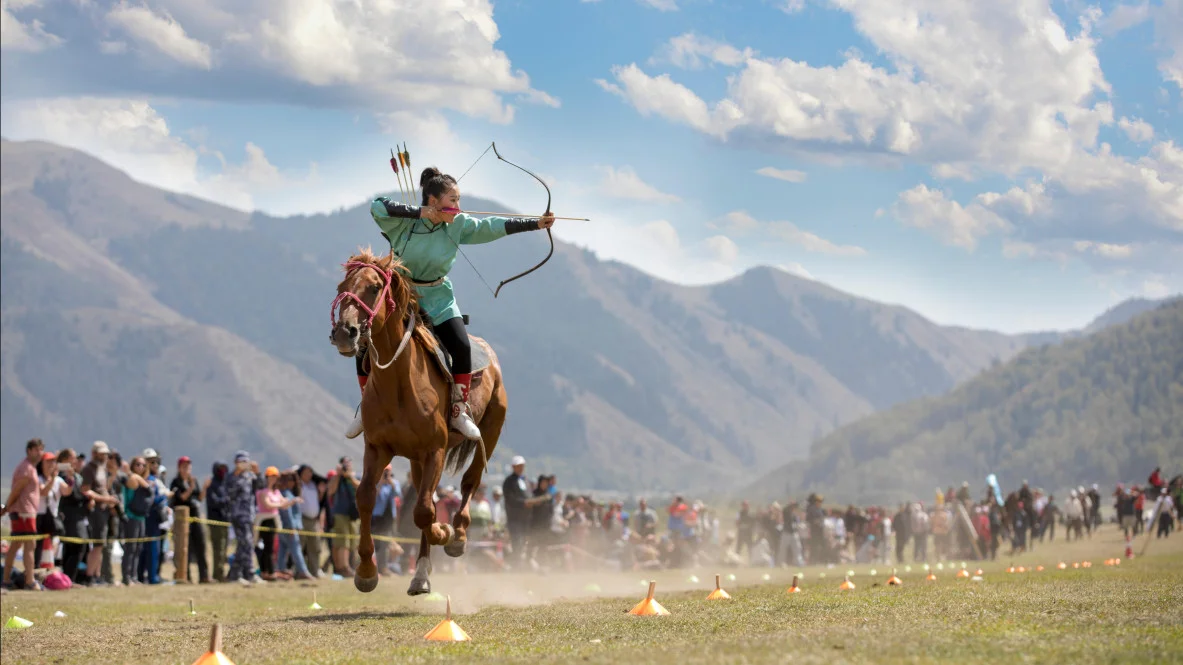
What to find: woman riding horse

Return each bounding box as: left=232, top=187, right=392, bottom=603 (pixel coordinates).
left=345, top=166, right=555, bottom=441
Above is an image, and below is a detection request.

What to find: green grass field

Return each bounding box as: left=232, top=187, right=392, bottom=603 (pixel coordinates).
left=3, top=527, right=1181, bottom=664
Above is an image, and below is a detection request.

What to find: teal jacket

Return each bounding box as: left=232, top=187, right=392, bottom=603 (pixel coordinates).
left=370, top=198, right=531, bottom=325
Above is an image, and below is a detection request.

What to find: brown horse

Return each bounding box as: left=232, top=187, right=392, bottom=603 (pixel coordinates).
left=328, top=248, right=508, bottom=596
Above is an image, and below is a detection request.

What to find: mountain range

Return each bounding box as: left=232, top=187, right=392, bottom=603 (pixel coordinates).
left=745, top=299, right=1183, bottom=505
left=0, top=138, right=1170, bottom=492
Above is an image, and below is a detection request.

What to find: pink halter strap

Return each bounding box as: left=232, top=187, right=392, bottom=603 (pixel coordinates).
left=331, top=261, right=396, bottom=328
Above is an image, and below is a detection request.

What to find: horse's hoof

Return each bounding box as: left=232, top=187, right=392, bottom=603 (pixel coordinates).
left=443, top=540, right=466, bottom=558
left=354, top=574, right=379, bottom=593
left=439, top=523, right=455, bottom=546
left=407, top=578, right=431, bottom=596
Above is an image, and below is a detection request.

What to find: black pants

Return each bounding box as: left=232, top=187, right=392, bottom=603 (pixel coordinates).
left=258, top=518, right=277, bottom=576
left=356, top=316, right=470, bottom=376
left=186, top=521, right=209, bottom=581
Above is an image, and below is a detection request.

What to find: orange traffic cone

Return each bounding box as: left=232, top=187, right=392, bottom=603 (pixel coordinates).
left=956, top=568, right=970, bottom=578
left=1057, top=562, right=1067, bottom=570
left=1007, top=563, right=1016, bottom=573
left=190, top=625, right=235, bottom=665
left=887, top=569, right=903, bottom=586
left=423, top=596, right=471, bottom=642
left=706, top=574, right=731, bottom=600
left=926, top=571, right=937, bottom=581
left=974, top=569, right=984, bottom=576
left=787, top=574, right=802, bottom=594
left=1017, top=566, right=1027, bottom=573
left=1072, top=562, right=1080, bottom=569
left=629, top=581, right=670, bottom=616
left=1035, top=565, right=1044, bottom=572
left=839, top=575, right=856, bottom=591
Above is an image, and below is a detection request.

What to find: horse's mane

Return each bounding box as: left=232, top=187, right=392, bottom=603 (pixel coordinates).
left=345, top=247, right=437, bottom=349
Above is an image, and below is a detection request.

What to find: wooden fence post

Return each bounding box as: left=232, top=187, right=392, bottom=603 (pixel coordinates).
left=174, top=505, right=190, bottom=583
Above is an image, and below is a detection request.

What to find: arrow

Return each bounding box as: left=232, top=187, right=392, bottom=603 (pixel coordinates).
left=441, top=208, right=589, bottom=221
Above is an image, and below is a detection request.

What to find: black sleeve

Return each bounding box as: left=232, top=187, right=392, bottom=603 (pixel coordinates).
left=504, top=219, right=542, bottom=235
left=377, top=198, right=421, bottom=218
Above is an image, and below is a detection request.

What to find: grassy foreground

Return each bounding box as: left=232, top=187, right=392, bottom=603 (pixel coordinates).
left=3, top=527, right=1181, bottom=664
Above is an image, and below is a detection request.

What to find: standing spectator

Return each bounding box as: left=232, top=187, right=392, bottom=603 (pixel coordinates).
left=276, top=471, right=313, bottom=580
left=1156, top=491, right=1176, bottom=538
left=56, top=449, right=90, bottom=582
left=119, top=457, right=154, bottom=586
left=1041, top=495, right=1060, bottom=542
left=1116, top=488, right=1137, bottom=539
left=910, top=503, right=929, bottom=562
left=1066, top=490, right=1085, bottom=540
left=226, top=451, right=259, bottom=585
left=734, top=501, right=755, bottom=558
left=892, top=503, right=910, bottom=565
left=205, top=461, right=231, bottom=582
left=529, top=476, right=553, bottom=564
left=103, top=452, right=124, bottom=585
left=169, top=456, right=209, bottom=583
left=635, top=499, right=658, bottom=538
left=138, top=449, right=172, bottom=584
left=372, top=465, right=401, bottom=576
left=256, top=467, right=292, bottom=581
left=502, top=456, right=532, bottom=563
left=327, top=456, right=360, bottom=577
left=81, top=441, right=119, bottom=586
left=297, top=465, right=325, bottom=576
left=34, top=452, right=66, bottom=570
left=2, top=439, right=47, bottom=590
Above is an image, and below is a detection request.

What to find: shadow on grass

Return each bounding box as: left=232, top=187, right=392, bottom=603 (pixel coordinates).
left=290, top=611, right=419, bottom=623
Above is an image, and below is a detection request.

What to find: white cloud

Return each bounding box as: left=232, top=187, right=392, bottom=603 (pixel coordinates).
left=703, top=235, right=740, bottom=263
left=890, top=185, right=1010, bottom=250
left=1118, top=116, right=1155, bottom=143
left=780, top=0, right=807, bottom=13
left=715, top=211, right=868, bottom=256
left=639, top=0, right=678, bottom=11
left=756, top=166, right=807, bottom=183
left=601, top=1, right=1112, bottom=175
left=1142, top=277, right=1171, bottom=298
left=650, top=33, right=754, bottom=69
left=0, top=97, right=314, bottom=213
left=1153, top=0, right=1183, bottom=91
left=776, top=262, right=814, bottom=279
left=596, top=166, right=681, bottom=203
left=1, top=0, right=554, bottom=124
left=1, top=0, right=62, bottom=52
left=106, top=2, right=212, bottom=69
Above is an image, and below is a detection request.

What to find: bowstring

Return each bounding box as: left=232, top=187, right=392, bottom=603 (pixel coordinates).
left=445, top=144, right=498, bottom=297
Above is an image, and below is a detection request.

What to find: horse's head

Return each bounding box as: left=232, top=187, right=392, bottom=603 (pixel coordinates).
left=329, top=249, right=412, bottom=357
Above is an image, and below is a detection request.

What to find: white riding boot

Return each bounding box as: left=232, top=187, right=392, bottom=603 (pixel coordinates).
left=345, top=404, right=364, bottom=439
left=449, top=383, right=482, bottom=441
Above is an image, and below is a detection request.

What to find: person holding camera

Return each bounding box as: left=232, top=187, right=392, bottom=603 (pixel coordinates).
left=327, top=456, right=360, bottom=576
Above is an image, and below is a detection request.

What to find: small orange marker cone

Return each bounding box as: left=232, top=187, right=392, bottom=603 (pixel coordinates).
left=926, top=572, right=937, bottom=581
left=956, top=568, right=970, bottom=578
left=706, top=574, right=731, bottom=600
left=974, top=569, right=984, bottom=576
left=1057, top=562, right=1067, bottom=570
left=887, top=569, right=903, bottom=586
left=629, top=581, right=670, bottom=616
left=1007, top=563, right=1016, bottom=573
left=839, top=575, right=856, bottom=591
left=787, top=574, right=802, bottom=594
left=424, top=596, right=471, bottom=642
left=191, top=624, right=235, bottom=665
left=1017, top=566, right=1027, bottom=573
left=1072, top=562, right=1080, bottom=569
left=1082, top=561, right=1092, bottom=568
left=1035, top=565, right=1044, bottom=572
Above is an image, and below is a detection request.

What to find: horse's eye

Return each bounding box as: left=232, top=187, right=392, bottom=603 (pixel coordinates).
left=368, top=283, right=382, bottom=294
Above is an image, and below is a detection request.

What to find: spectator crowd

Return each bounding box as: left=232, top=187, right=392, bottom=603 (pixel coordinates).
left=2, top=438, right=1180, bottom=592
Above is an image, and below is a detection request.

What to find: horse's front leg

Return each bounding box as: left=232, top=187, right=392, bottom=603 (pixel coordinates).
left=407, top=446, right=449, bottom=597
left=354, top=444, right=392, bottom=593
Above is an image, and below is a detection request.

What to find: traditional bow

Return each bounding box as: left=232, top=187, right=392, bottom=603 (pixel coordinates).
left=456, top=142, right=554, bottom=298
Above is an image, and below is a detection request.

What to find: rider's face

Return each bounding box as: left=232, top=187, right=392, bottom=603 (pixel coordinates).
left=429, top=186, right=460, bottom=211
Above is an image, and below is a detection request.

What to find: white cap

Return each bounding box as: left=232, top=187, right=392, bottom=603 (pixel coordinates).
left=91, top=441, right=110, bottom=455
left=511, top=455, right=525, bottom=466
left=142, top=448, right=160, bottom=459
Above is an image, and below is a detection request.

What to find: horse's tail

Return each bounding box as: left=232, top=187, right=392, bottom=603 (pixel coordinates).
left=444, top=439, right=479, bottom=476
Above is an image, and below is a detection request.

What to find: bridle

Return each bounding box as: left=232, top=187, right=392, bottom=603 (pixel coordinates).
left=330, top=261, right=414, bottom=370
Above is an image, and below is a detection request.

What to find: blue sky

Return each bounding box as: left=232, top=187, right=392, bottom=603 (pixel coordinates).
left=2, top=0, right=1180, bottom=333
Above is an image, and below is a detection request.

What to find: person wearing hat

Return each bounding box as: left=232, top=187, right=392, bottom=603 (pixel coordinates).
left=326, top=456, right=360, bottom=577
left=169, top=456, right=209, bottom=583
left=501, top=455, right=544, bottom=564
left=80, top=441, right=119, bottom=587
left=137, top=448, right=172, bottom=584
left=226, top=451, right=260, bottom=584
